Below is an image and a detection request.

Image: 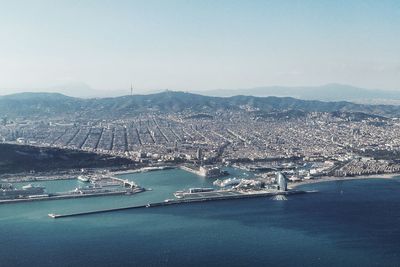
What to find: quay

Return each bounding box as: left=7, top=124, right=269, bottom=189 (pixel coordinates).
left=48, top=189, right=314, bottom=219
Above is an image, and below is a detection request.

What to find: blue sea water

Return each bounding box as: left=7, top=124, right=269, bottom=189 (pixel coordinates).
left=1, top=169, right=400, bottom=267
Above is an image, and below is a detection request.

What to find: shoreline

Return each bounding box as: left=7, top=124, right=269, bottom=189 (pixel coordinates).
left=289, top=173, right=400, bottom=189
left=2, top=165, right=400, bottom=188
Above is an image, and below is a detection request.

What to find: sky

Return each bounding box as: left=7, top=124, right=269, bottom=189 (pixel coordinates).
left=0, top=0, right=399, bottom=96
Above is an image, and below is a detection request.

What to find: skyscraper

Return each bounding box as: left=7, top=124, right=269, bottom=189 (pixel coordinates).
left=196, top=147, right=203, bottom=164
left=276, top=172, right=288, bottom=191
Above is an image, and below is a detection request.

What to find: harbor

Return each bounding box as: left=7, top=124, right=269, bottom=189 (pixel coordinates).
left=2, top=161, right=397, bottom=267
left=1, top=165, right=400, bottom=267
left=47, top=169, right=313, bottom=218
left=1, top=167, right=313, bottom=216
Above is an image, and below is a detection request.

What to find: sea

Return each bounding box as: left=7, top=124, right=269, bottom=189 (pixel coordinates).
left=1, top=168, right=400, bottom=267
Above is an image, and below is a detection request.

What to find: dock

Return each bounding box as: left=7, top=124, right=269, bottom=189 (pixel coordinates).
left=48, top=189, right=313, bottom=219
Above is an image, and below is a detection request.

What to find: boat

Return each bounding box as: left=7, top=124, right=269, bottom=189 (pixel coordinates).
left=174, top=190, right=185, bottom=199
left=77, top=175, right=90, bottom=182
left=304, top=174, right=313, bottom=180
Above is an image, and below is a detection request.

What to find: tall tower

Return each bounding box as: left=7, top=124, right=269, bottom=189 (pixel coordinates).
left=276, top=172, right=288, bottom=191
left=197, top=147, right=203, bottom=165
left=130, top=83, right=133, bottom=96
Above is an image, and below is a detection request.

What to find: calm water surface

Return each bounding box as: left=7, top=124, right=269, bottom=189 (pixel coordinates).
left=1, top=169, right=400, bottom=267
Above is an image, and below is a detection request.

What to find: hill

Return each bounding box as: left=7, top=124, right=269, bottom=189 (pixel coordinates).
left=1, top=91, right=400, bottom=118
left=0, top=143, right=135, bottom=175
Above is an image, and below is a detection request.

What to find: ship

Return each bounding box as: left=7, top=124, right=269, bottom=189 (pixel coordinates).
left=72, top=184, right=110, bottom=194
left=71, top=182, right=138, bottom=195
left=77, top=175, right=90, bottom=182
left=92, top=180, right=122, bottom=187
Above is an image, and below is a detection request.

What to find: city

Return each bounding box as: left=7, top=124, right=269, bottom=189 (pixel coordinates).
left=1, top=1, right=400, bottom=266
left=2, top=107, right=400, bottom=181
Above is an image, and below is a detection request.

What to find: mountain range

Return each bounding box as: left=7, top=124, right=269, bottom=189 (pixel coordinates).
left=2, top=84, right=400, bottom=104
left=198, top=84, right=400, bottom=104
left=1, top=91, right=400, bottom=119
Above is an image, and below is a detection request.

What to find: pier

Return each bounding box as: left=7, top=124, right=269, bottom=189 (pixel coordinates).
left=0, top=187, right=145, bottom=205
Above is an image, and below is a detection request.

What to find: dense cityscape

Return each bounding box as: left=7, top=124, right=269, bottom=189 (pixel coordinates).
left=2, top=109, right=400, bottom=180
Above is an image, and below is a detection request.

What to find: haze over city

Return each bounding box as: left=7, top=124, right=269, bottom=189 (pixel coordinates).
left=0, top=0, right=399, bottom=97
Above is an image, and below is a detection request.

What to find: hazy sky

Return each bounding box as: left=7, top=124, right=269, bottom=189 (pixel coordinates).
left=0, top=0, right=399, bottom=95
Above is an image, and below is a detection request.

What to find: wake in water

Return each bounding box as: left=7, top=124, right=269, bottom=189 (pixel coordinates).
left=271, top=195, right=288, bottom=201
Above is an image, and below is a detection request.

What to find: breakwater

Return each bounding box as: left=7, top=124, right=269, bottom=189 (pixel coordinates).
left=48, top=189, right=312, bottom=219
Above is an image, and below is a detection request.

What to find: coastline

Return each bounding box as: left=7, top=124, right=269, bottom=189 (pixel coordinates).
left=289, top=173, right=400, bottom=189
left=0, top=165, right=177, bottom=183
left=2, top=164, right=400, bottom=190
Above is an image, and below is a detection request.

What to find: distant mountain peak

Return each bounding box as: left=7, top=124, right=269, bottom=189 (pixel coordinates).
left=1, top=92, right=73, bottom=100
left=197, top=84, right=400, bottom=103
